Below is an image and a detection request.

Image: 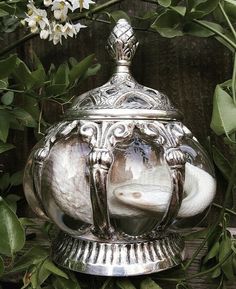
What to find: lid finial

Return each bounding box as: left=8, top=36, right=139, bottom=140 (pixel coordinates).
left=106, top=19, right=139, bottom=68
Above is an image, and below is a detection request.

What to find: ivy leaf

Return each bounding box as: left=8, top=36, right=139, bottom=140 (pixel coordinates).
left=151, top=10, right=184, bottom=38
left=0, top=54, right=17, bottom=79
left=211, top=84, right=236, bottom=135
left=116, top=279, right=136, bottom=289
left=0, top=256, right=4, bottom=276
left=140, top=277, right=163, bottom=289
left=0, top=197, right=25, bottom=256
left=1, top=91, right=14, bottom=105
left=0, top=141, right=15, bottom=154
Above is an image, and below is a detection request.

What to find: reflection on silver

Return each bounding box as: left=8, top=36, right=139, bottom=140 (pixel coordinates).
left=23, top=19, right=216, bottom=276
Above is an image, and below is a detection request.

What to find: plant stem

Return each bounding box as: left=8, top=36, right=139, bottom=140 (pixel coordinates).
left=0, top=0, right=124, bottom=57
left=186, top=249, right=234, bottom=280
left=193, top=19, right=236, bottom=50
left=219, top=2, right=236, bottom=42
left=213, top=202, right=236, bottom=216
left=184, top=158, right=236, bottom=271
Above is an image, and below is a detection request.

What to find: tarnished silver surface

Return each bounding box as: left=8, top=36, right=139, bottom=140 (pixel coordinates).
left=23, top=18, right=216, bottom=276
left=52, top=232, right=185, bottom=276
left=65, top=19, right=181, bottom=120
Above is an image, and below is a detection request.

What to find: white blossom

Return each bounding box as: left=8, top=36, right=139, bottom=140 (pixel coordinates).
left=69, top=0, right=95, bottom=12
left=51, top=0, right=72, bottom=22
left=25, top=1, right=49, bottom=33
left=44, top=0, right=52, bottom=6
left=73, top=22, right=86, bottom=33
left=49, top=23, right=64, bottom=44
left=24, top=0, right=91, bottom=44
left=40, top=29, right=50, bottom=39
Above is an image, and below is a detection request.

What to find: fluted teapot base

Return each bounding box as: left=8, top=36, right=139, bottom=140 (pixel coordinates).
left=52, top=231, right=185, bottom=276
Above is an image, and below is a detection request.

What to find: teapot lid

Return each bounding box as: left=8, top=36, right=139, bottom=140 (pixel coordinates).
left=64, top=19, right=181, bottom=121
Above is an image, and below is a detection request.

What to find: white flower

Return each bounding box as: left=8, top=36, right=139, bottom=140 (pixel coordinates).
left=49, top=23, right=64, bottom=44
left=25, top=2, right=49, bottom=33
left=40, top=29, right=50, bottom=39
left=62, top=22, right=76, bottom=38
left=44, top=0, right=52, bottom=6
left=69, top=0, right=95, bottom=12
left=51, top=0, right=72, bottom=22
left=73, top=22, right=86, bottom=33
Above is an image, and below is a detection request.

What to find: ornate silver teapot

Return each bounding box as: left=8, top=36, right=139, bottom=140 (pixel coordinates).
left=23, top=19, right=216, bottom=276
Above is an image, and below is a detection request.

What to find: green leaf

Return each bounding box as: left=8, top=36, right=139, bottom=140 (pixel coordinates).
left=116, top=279, right=136, bottom=289
left=0, top=173, right=10, bottom=191
left=0, top=141, right=15, bottom=154
left=11, top=108, right=37, bottom=128
left=1, top=91, right=14, bottom=105
left=43, top=259, right=68, bottom=279
left=84, top=63, right=101, bottom=79
left=211, top=84, right=236, bottom=135
left=17, top=94, right=41, bottom=122
left=158, top=0, right=171, bottom=7
left=9, top=246, right=49, bottom=273
left=52, top=275, right=81, bottom=289
left=211, top=266, right=221, bottom=279
left=45, top=84, right=68, bottom=96
left=0, top=78, right=8, bottom=90
left=219, top=235, right=234, bottom=280
left=109, top=10, right=131, bottom=23
left=0, top=197, right=25, bottom=256
left=0, top=8, right=9, bottom=17
left=140, top=278, right=163, bottom=289
left=13, top=59, right=35, bottom=90
left=0, top=110, right=10, bottom=142
left=184, top=20, right=223, bottom=37
left=10, top=170, right=23, bottom=186
left=189, top=0, right=220, bottom=18
left=203, top=241, right=220, bottom=264
left=212, top=145, right=231, bottom=182
left=54, top=63, right=69, bottom=87
left=0, top=256, right=4, bottom=276
left=5, top=194, right=21, bottom=213
left=69, top=54, right=96, bottom=83
left=151, top=10, right=184, bottom=38
left=0, top=54, right=17, bottom=79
